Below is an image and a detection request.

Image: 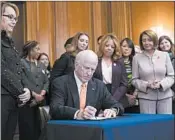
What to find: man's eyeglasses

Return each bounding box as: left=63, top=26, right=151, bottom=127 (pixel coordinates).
left=3, top=14, right=18, bottom=22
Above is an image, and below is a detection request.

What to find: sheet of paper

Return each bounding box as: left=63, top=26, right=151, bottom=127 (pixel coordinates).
left=89, top=116, right=116, bottom=120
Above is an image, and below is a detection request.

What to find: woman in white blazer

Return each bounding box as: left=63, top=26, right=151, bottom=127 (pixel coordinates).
left=132, top=30, right=174, bottom=114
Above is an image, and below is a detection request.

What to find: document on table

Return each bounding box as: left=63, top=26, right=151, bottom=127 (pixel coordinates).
left=89, top=116, right=117, bottom=120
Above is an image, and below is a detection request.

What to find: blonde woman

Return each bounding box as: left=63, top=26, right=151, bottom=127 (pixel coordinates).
left=132, top=30, right=174, bottom=114
left=93, top=33, right=128, bottom=107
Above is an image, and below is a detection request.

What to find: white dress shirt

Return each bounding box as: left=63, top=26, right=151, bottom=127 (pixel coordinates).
left=74, top=71, right=88, bottom=119
left=102, top=59, right=112, bottom=84
left=74, top=71, right=88, bottom=95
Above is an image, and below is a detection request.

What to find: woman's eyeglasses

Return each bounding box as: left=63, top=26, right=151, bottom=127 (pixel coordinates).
left=3, top=14, right=18, bottom=22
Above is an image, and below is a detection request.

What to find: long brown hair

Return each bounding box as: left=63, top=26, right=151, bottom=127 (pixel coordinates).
left=97, top=33, right=122, bottom=61
left=21, top=40, right=39, bottom=58
left=71, top=32, right=89, bottom=56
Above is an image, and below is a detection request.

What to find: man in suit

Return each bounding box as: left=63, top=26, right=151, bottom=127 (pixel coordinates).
left=50, top=50, right=124, bottom=120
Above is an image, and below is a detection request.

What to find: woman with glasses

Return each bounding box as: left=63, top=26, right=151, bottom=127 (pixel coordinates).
left=1, top=2, right=31, bottom=140
left=132, top=30, right=174, bottom=114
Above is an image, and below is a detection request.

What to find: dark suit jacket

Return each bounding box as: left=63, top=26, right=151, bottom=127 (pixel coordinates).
left=50, top=52, right=75, bottom=82
left=93, top=58, right=128, bottom=106
left=171, top=56, right=175, bottom=92
left=50, top=73, right=124, bottom=120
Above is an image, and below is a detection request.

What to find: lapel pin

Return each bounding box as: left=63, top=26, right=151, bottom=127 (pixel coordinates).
left=113, top=63, right=116, bottom=66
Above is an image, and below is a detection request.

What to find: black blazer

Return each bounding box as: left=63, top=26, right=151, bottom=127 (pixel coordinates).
left=50, top=73, right=124, bottom=120
left=93, top=58, right=128, bottom=102
left=50, top=52, right=75, bottom=82
left=1, top=30, right=25, bottom=98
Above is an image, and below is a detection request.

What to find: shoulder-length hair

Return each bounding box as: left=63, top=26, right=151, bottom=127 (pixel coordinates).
left=158, top=35, right=174, bottom=55
left=21, top=40, right=39, bottom=58
left=37, top=53, right=51, bottom=71
left=97, top=33, right=122, bottom=61
left=139, top=30, right=158, bottom=50
left=71, top=32, right=89, bottom=56
left=120, top=38, right=135, bottom=64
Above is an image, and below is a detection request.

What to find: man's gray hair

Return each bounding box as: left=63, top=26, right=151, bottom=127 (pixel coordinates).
left=75, top=50, right=98, bottom=65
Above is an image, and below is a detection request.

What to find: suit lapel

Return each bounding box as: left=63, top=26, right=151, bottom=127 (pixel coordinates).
left=112, top=61, right=118, bottom=93
left=98, top=59, right=103, bottom=80
left=112, top=61, right=116, bottom=83
left=68, top=73, right=80, bottom=108
left=86, top=79, right=96, bottom=106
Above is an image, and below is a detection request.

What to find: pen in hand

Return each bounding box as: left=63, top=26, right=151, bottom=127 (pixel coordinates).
left=84, top=103, right=97, bottom=119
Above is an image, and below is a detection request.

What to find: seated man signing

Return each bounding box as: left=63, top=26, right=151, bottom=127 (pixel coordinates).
left=50, top=50, right=124, bottom=120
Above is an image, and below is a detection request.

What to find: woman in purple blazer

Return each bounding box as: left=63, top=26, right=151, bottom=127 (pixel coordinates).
left=93, top=33, right=128, bottom=107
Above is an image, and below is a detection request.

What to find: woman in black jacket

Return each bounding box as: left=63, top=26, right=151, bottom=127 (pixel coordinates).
left=38, top=52, right=52, bottom=79
left=158, top=35, right=175, bottom=114
left=50, top=32, right=89, bottom=82
left=1, top=2, right=31, bottom=140
left=19, top=40, right=49, bottom=140
left=120, top=38, right=139, bottom=113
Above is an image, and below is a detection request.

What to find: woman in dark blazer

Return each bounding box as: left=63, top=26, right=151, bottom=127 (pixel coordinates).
left=158, top=35, right=175, bottom=114
left=120, top=38, right=139, bottom=113
left=93, top=33, right=128, bottom=107
left=19, top=41, right=49, bottom=140
left=38, top=52, right=52, bottom=79
left=50, top=32, right=89, bottom=82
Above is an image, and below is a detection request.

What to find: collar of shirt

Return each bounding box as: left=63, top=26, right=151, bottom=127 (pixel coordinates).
left=74, top=71, right=88, bottom=95
left=143, top=49, right=158, bottom=58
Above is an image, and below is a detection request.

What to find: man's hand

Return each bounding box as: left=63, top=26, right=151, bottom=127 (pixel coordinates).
left=18, top=88, right=31, bottom=104
left=77, top=106, right=97, bottom=120
left=83, top=106, right=97, bottom=119
left=103, top=109, right=117, bottom=118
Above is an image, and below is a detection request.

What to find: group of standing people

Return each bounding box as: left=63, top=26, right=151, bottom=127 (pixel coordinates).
left=1, top=2, right=174, bottom=140
left=1, top=2, right=51, bottom=140
left=50, top=29, right=174, bottom=116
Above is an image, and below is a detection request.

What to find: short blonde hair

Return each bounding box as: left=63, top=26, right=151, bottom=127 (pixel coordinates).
left=97, top=33, right=122, bottom=61
left=1, top=2, right=19, bottom=17
left=139, top=30, right=158, bottom=50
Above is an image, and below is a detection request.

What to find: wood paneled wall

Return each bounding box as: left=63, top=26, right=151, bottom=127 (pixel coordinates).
left=111, top=2, right=132, bottom=41
left=26, top=2, right=55, bottom=65
left=25, top=1, right=132, bottom=65
left=25, top=2, right=174, bottom=65
left=131, top=2, right=174, bottom=45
